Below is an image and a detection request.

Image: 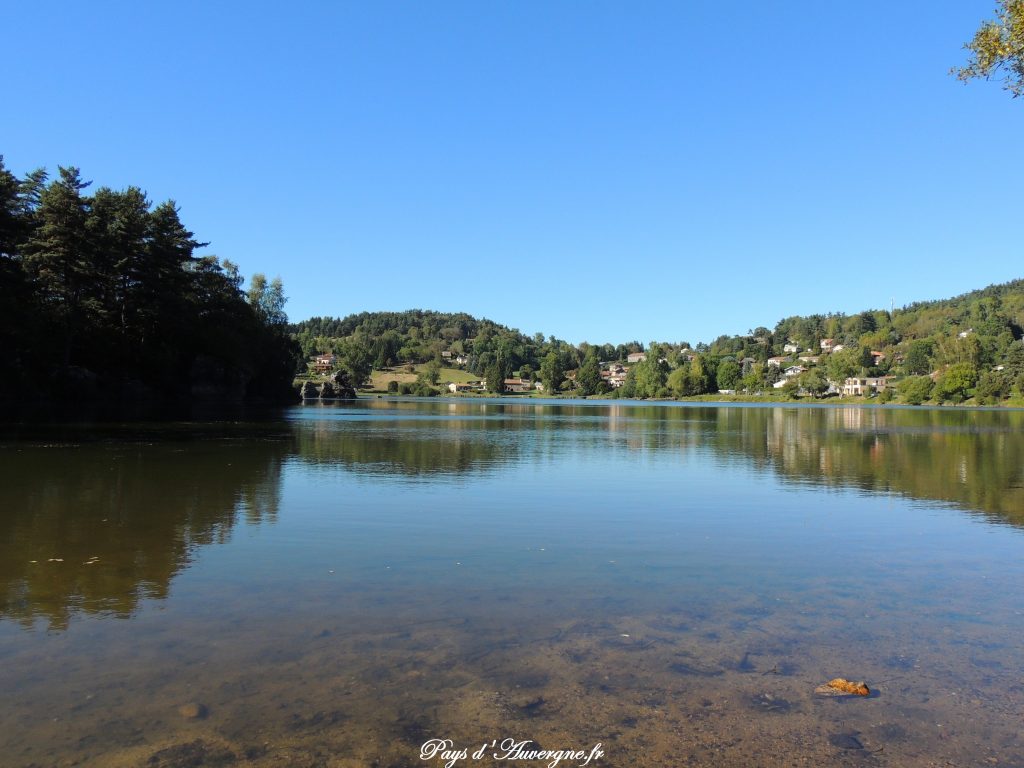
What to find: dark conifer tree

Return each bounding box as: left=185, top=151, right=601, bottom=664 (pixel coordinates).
left=21, top=167, right=93, bottom=366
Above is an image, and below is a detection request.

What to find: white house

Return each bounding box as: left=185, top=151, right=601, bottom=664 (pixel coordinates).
left=783, top=343, right=800, bottom=354
left=841, top=376, right=892, bottom=396
left=627, top=352, right=647, bottom=364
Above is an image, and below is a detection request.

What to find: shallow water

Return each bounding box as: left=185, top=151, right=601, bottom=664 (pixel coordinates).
left=2, top=400, right=1024, bottom=767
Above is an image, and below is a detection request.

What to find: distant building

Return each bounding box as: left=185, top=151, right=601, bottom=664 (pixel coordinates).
left=313, top=353, right=336, bottom=374
left=503, top=378, right=532, bottom=393
left=602, top=373, right=626, bottom=388
left=627, top=352, right=647, bottom=364
left=841, top=376, right=892, bottom=396
left=820, top=338, right=836, bottom=353
left=767, top=356, right=788, bottom=367
left=601, top=363, right=629, bottom=389
left=783, top=343, right=800, bottom=354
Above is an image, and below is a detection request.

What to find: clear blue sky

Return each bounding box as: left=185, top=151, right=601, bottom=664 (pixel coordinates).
left=4, top=1, right=1021, bottom=345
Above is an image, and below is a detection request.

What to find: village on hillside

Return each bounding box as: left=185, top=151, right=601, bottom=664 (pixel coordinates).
left=292, top=281, right=1024, bottom=406
left=302, top=332, right=992, bottom=402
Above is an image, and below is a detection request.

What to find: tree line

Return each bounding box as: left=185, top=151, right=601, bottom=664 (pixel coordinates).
left=293, top=278, right=1024, bottom=405
left=292, top=310, right=646, bottom=395
left=0, top=157, right=299, bottom=405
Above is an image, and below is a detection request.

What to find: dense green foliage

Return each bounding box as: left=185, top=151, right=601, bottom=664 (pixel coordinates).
left=294, top=278, right=1024, bottom=405
left=575, top=349, right=605, bottom=396
left=693, top=280, right=1024, bottom=403
left=0, top=157, right=299, bottom=404
left=293, top=310, right=644, bottom=391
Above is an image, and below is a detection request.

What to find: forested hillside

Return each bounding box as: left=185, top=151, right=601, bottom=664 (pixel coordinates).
left=0, top=157, right=300, bottom=406
left=292, top=279, right=1024, bottom=405
left=292, top=310, right=644, bottom=396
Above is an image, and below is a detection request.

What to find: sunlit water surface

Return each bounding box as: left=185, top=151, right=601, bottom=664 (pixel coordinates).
left=2, top=400, right=1024, bottom=767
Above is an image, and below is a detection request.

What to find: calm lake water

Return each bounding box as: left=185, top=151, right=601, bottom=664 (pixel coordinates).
left=2, top=400, right=1024, bottom=767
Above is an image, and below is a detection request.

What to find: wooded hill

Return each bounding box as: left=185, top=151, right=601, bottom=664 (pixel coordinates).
left=291, top=279, right=1024, bottom=405
left=0, top=157, right=300, bottom=407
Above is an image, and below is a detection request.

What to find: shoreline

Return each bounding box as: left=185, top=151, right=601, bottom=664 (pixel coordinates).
left=349, top=390, right=1024, bottom=410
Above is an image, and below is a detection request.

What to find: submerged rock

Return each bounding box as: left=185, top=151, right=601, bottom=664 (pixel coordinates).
left=750, top=691, right=796, bottom=713
left=829, top=731, right=865, bottom=750
left=177, top=701, right=208, bottom=719
left=147, top=738, right=234, bottom=766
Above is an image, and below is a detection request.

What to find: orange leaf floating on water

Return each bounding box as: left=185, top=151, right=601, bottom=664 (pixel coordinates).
left=815, top=678, right=870, bottom=696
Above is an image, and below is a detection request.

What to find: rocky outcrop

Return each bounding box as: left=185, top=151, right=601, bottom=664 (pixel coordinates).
left=297, top=371, right=357, bottom=400
left=329, top=371, right=357, bottom=399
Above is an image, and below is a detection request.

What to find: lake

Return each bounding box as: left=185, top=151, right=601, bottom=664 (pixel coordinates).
left=2, top=399, right=1023, bottom=767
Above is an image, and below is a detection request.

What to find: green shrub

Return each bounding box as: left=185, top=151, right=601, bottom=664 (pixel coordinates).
left=898, top=375, right=934, bottom=405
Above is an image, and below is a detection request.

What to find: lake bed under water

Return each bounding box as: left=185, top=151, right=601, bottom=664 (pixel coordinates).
left=2, top=400, right=1023, bottom=767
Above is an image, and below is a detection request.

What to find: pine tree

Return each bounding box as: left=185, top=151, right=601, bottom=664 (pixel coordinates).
left=22, top=167, right=93, bottom=365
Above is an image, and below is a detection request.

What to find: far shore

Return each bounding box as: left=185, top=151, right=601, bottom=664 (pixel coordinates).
left=342, top=389, right=1024, bottom=410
